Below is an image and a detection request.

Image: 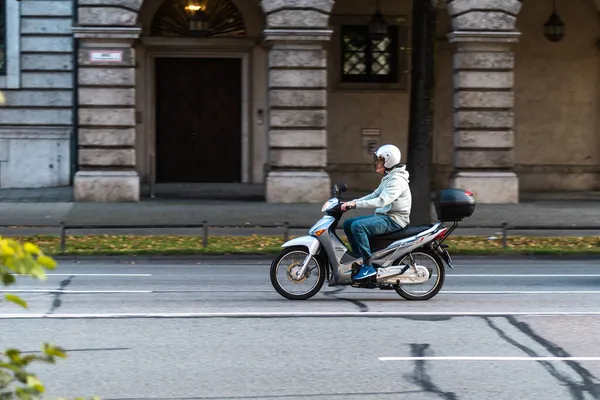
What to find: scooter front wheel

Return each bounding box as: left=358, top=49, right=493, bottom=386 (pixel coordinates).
left=270, top=246, right=326, bottom=300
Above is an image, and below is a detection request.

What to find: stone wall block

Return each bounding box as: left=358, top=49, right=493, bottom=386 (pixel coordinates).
left=447, top=0, right=522, bottom=16
left=22, top=1, right=72, bottom=16
left=79, top=149, right=135, bottom=166
left=79, top=128, right=135, bottom=146
left=270, top=90, right=326, bottom=108
left=74, top=171, right=139, bottom=202
left=455, top=71, right=513, bottom=89
left=451, top=172, right=518, bottom=203
left=454, top=130, right=514, bottom=149
left=270, top=70, right=326, bottom=88
left=455, top=111, right=513, bottom=129
left=21, top=54, right=72, bottom=71
left=79, top=88, right=135, bottom=106
left=266, top=171, right=330, bottom=203
left=0, top=109, right=71, bottom=125
left=79, top=109, right=135, bottom=126
left=261, top=0, right=334, bottom=14
left=269, top=130, right=326, bottom=148
left=455, top=149, right=514, bottom=169
left=2, top=90, right=72, bottom=107
left=270, top=50, right=326, bottom=68
left=452, top=12, right=516, bottom=31
left=267, top=10, right=329, bottom=29
left=79, top=68, right=135, bottom=86
left=21, top=18, right=72, bottom=35
left=454, top=52, right=514, bottom=69
left=271, top=110, right=326, bottom=128
left=270, top=149, right=327, bottom=168
left=78, top=7, right=137, bottom=26
left=22, top=37, right=72, bottom=53
left=21, top=73, right=73, bottom=89
left=78, top=0, right=142, bottom=11
left=455, top=91, right=514, bottom=109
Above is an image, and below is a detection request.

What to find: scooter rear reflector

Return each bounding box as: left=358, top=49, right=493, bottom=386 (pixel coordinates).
left=433, top=228, right=448, bottom=241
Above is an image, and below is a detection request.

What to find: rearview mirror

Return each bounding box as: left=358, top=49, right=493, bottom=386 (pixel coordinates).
left=332, top=184, right=339, bottom=196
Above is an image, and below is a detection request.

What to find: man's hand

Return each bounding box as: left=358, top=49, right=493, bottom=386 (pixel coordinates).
left=341, top=201, right=356, bottom=211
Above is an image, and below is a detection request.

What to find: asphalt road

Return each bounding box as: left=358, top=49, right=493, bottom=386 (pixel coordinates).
left=3, top=256, right=600, bottom=399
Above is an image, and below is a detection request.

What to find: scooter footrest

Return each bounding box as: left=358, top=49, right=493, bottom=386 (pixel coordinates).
left=351, top=281, right=377, bottom=289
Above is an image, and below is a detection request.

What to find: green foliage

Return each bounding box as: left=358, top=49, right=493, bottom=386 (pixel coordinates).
left=0, top=237, right=98, bottom=400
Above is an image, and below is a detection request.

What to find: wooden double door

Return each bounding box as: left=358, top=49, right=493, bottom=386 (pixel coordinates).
left=155, top=57, right=242, bottom=183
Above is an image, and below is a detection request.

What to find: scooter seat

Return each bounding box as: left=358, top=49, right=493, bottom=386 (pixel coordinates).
left=373, top=224, right=434, bottom=241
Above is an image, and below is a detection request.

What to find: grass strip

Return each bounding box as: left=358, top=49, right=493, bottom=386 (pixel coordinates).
left=6, top=234, right=600, bottom=256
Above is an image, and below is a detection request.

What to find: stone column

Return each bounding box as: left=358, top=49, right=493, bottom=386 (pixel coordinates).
left=446, top=0, right=522, bottom=203
left=261, top=0, right=333, bottom=203
left=72, top=26, right=141, bottom=202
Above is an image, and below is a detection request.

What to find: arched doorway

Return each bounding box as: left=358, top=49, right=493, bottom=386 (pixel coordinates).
left=135, top=0, right=264, bottom=188
left=151, top=0, right=246, bottom=183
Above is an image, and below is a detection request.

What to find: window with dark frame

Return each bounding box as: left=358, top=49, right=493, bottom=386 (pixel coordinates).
left=340, top=24, right=399, bottom=84
left=0, top=0, right=5, bottom=75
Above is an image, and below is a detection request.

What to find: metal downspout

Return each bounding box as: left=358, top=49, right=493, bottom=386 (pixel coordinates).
left=70, top=0, right=79, bottom=186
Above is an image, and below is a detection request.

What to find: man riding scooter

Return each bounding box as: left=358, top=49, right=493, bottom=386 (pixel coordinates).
left=341, top=144, right=412, bottom=281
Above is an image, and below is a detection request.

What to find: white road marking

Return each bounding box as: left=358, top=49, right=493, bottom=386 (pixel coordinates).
left=25, top=273, right=600, bottom=278
left=451, top=264, right=600, bottom=267
left=4, top=289, right=600, bottom=295
left=447, top=274, right=600, bottom=277
left=12, top=273, right=152, bottom=277
left=0, top=290, right=151, bottom=294
left=1, top=311, right=600, bottom=319
left=378, top=356, right=600, bottom=362
left=0, top=289, right=269, bottom=293
left=442, top=291, right=600, bottom=294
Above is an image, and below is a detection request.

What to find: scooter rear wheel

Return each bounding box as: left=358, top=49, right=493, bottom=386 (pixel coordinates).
left=393, top=248, right=445, bottom=301
left=270, top=246, right=326, bottom=300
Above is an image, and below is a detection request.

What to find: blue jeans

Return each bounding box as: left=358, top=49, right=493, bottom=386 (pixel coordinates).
left=343, top=214, right=403, bottom=263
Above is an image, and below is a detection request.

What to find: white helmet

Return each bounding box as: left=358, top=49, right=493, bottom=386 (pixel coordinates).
left=374, top=144, right=402, bottom=169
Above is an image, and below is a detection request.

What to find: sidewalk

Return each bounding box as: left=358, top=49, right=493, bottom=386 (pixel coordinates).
left=0, top=185, right=598, bottom=230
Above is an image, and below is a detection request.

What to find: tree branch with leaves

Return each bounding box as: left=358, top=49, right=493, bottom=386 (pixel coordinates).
left=0, top=238, right=98, bottom=400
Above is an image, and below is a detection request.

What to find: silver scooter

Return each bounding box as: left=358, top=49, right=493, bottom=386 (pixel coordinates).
left=270, top=184, right=476, bottom=301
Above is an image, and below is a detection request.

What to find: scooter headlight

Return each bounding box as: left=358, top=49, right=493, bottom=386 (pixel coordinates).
left=321, top=198, right=337, bottom=212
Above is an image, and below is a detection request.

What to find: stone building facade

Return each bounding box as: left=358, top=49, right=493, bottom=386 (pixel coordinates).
left=0, top=0, right=596, bottom=203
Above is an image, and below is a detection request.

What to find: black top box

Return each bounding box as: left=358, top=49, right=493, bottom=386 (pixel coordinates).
left=433, top=188, right=476, bottom=221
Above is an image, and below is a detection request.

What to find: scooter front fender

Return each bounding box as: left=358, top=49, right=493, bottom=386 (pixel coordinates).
left=282, top=235, right=321, bottom=256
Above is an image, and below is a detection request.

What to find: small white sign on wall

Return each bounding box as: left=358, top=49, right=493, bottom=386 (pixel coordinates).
left=361, top=128, right=380, bottom=159
left=89, top=51, right=123, bottom=63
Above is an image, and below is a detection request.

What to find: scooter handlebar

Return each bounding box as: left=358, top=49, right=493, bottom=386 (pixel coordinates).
left=339, top=203, right=355, bottom=212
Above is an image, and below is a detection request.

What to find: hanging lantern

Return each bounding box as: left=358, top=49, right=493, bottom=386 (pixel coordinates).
left=369, top=4, right=388, bottom=41
left=543, top=0, right=565, bottom=42
left=185, top=3, right=210, bottom=37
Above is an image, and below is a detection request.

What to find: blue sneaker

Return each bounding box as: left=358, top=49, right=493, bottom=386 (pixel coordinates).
left=353, top=265, right=377, bottom=281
